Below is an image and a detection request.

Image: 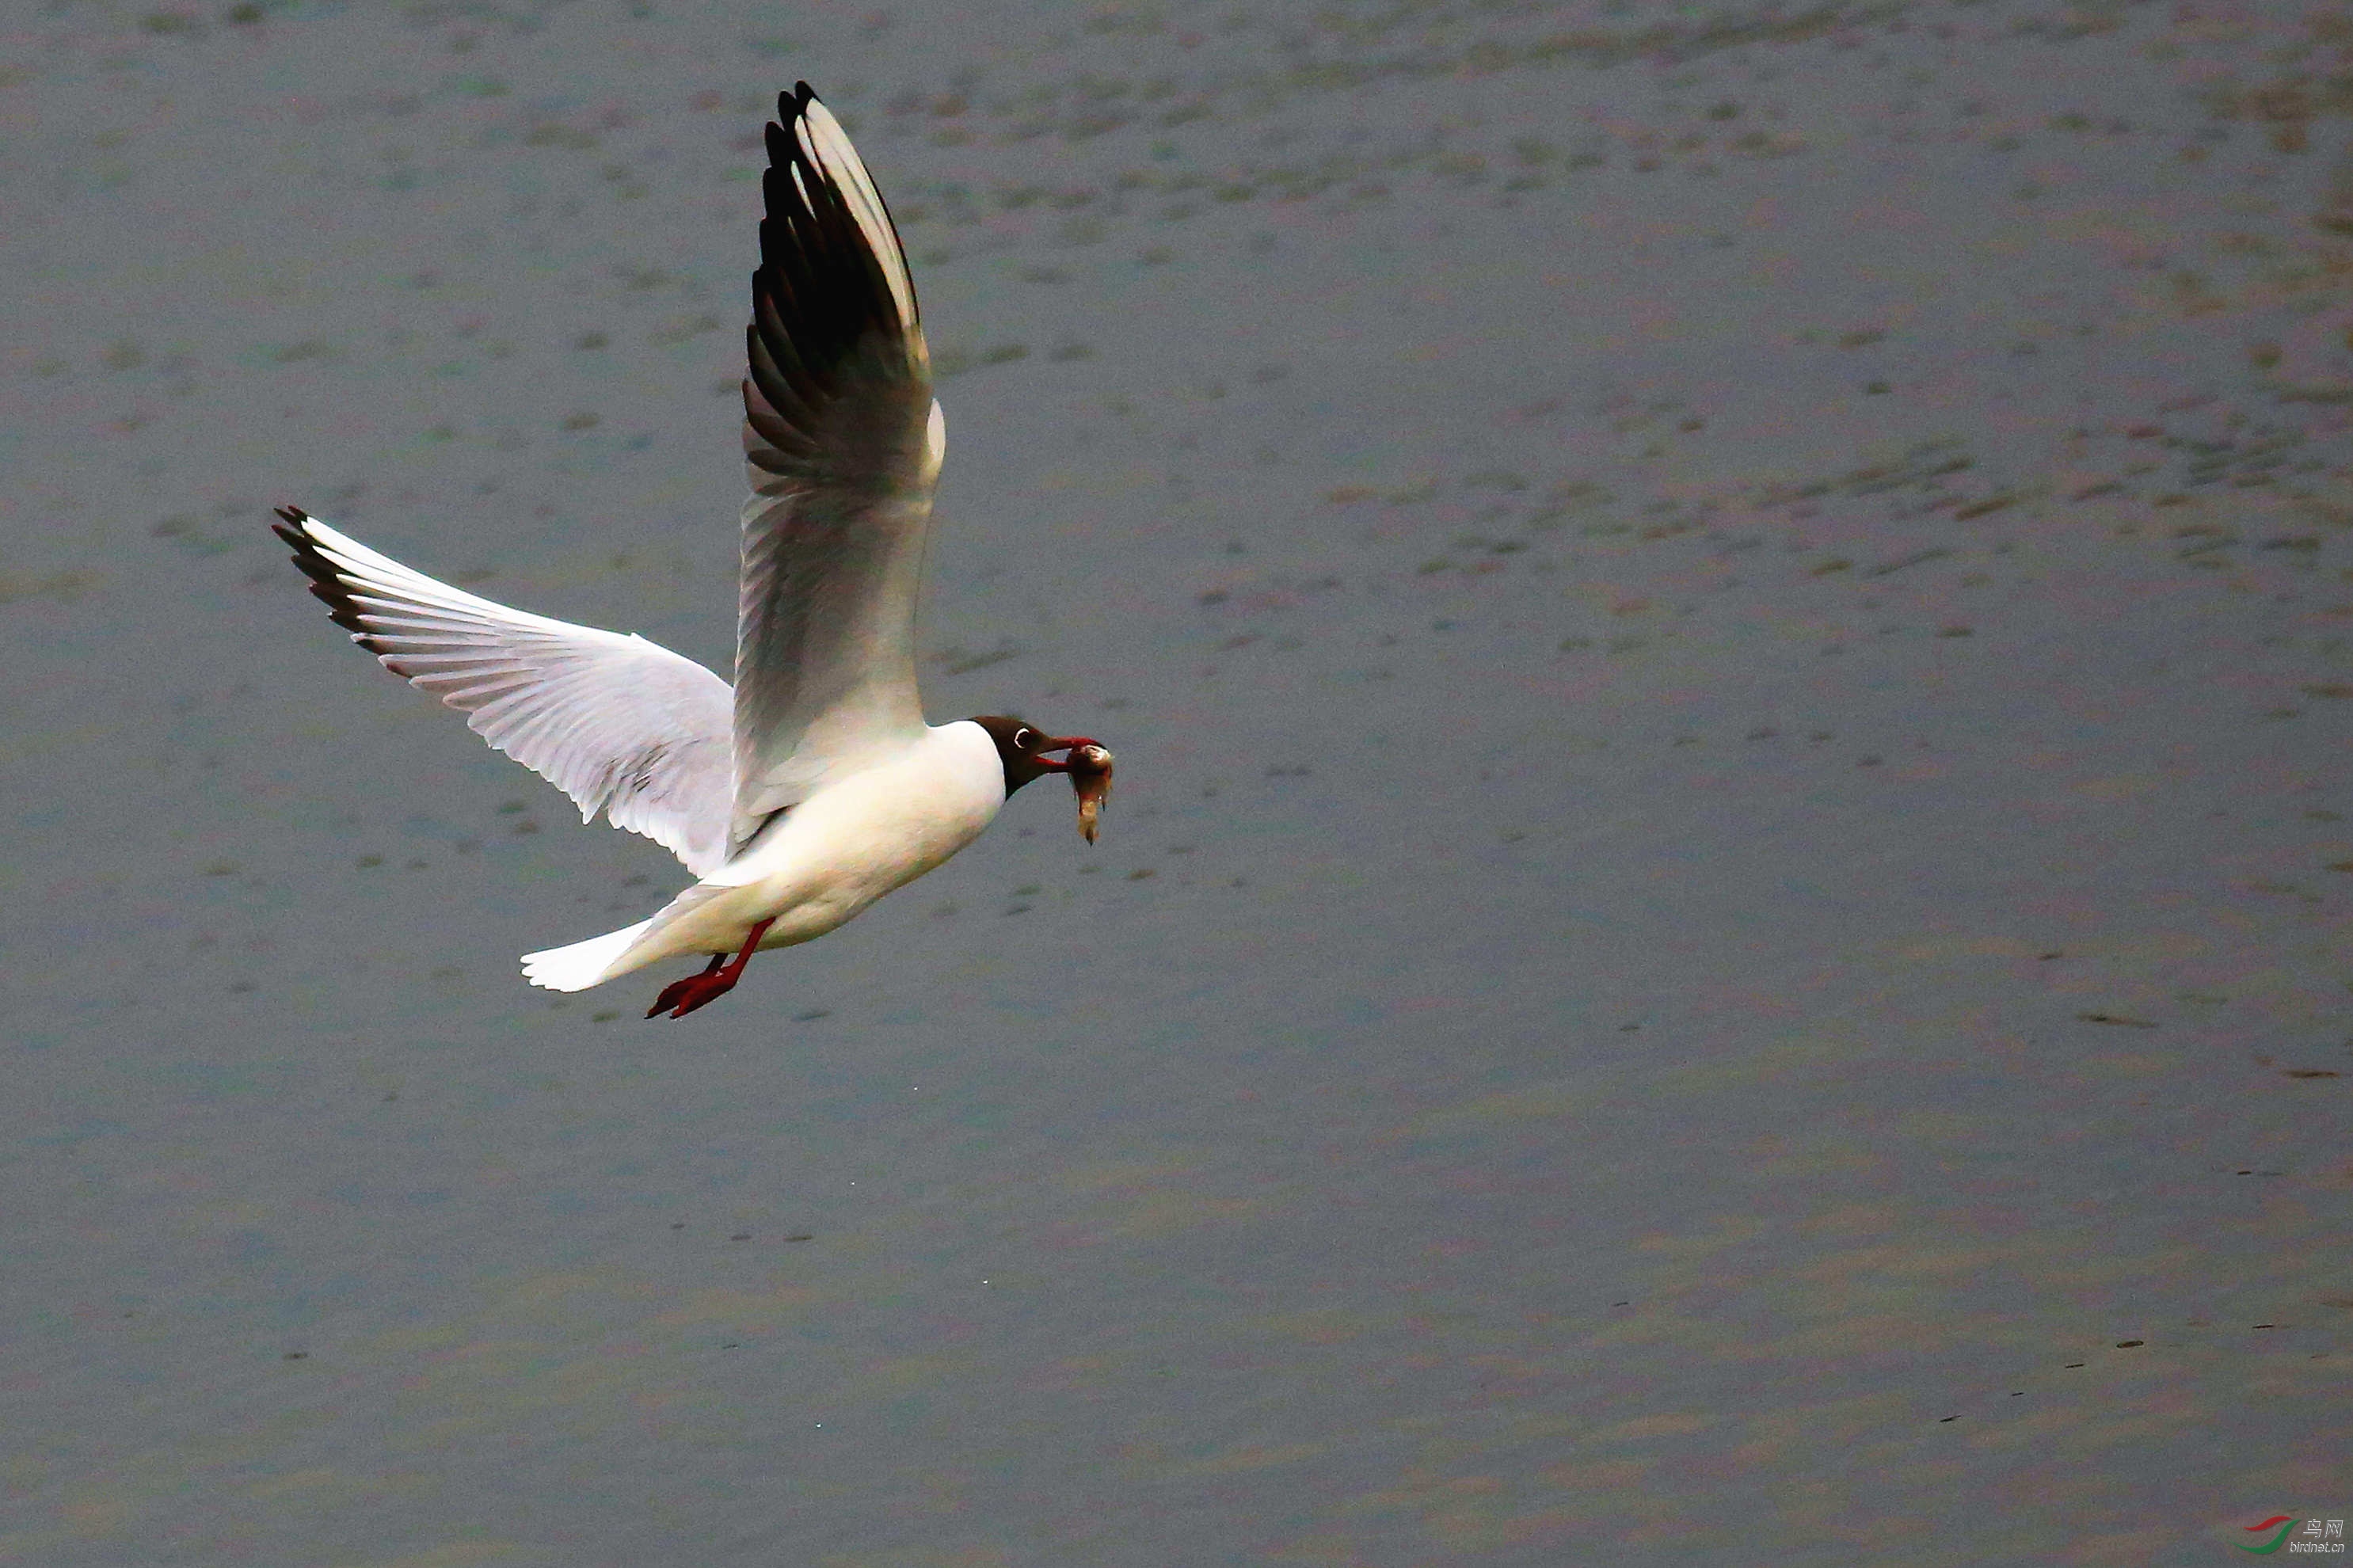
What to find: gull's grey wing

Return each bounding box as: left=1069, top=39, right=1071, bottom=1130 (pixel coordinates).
left=276, top=508, right=735, bottom=877
left=730, top=82, right=942, bottom=858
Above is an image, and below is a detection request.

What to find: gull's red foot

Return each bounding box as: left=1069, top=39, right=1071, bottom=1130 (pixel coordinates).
left=647, top=953, right=726, bottom=1018
left=650, top=967, right=737, bottom=1018
left=645, top=918, right=774, bottom=1020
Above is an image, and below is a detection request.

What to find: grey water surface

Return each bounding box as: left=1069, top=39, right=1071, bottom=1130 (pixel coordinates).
left=3, top=2, right=2349, bottom=1563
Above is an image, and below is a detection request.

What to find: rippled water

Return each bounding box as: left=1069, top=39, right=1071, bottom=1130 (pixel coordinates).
left=3, top=2, right=2347, bottom=1562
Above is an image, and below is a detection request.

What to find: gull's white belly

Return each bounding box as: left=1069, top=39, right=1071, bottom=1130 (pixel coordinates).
left=676, top=721, right=1007, bottom=955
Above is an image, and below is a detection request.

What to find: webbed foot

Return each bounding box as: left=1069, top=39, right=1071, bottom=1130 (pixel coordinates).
left=645, top=918, right=775, bottom=1021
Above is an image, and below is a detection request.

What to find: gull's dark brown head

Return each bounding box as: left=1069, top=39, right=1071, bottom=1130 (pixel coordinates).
left=973, top=715, right=1114, bottom=841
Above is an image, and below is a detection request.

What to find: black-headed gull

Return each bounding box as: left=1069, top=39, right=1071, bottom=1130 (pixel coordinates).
left=274, top=83, right=1114, bottom=1019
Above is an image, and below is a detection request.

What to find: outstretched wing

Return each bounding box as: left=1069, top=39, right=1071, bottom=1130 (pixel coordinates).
left=275, top=507, right=736, bottom=877
left=730, top=82, right=942, bottom=858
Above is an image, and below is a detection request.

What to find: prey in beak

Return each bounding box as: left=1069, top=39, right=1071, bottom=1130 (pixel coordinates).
left=973, top=717, right=1116, bottom=843
left=1062, top=742, right=1114, bottom=843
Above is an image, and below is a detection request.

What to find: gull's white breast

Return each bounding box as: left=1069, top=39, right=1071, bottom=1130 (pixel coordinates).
left=712, top=719, right=1007, bottom=949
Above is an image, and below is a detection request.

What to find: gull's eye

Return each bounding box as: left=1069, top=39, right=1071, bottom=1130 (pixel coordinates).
left=1014, top=726, right=1036, bottom=749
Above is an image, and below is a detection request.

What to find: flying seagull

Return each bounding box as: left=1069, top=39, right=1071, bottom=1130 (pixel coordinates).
left=275, top=82, right=1114, bottom=1019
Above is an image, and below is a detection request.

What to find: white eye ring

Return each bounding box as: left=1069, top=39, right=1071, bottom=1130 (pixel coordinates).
left=1014, top=726, right=1036, bottom=748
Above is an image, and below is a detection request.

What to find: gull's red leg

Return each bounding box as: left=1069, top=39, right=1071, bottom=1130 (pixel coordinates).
left=649, top=917, right=775, bottom=1020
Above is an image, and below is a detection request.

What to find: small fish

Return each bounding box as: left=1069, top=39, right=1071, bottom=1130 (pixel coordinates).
left=1068, top=744, right=1114, bottom=843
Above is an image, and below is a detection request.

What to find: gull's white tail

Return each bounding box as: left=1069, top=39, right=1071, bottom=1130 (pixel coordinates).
left=521, top=919, right=654, bottom=992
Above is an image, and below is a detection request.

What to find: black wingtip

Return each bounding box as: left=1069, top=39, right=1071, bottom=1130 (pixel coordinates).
left=270, top=504, right=312, bottom=558
left=742, top=77, right=919, bottom=469
left=271, top=507, right=378, bottom=645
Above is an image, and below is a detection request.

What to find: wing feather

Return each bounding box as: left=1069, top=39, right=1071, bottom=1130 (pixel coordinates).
left=275, top=507, right=735, bottom=876
left=729, top=83, right=942, bottom=858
